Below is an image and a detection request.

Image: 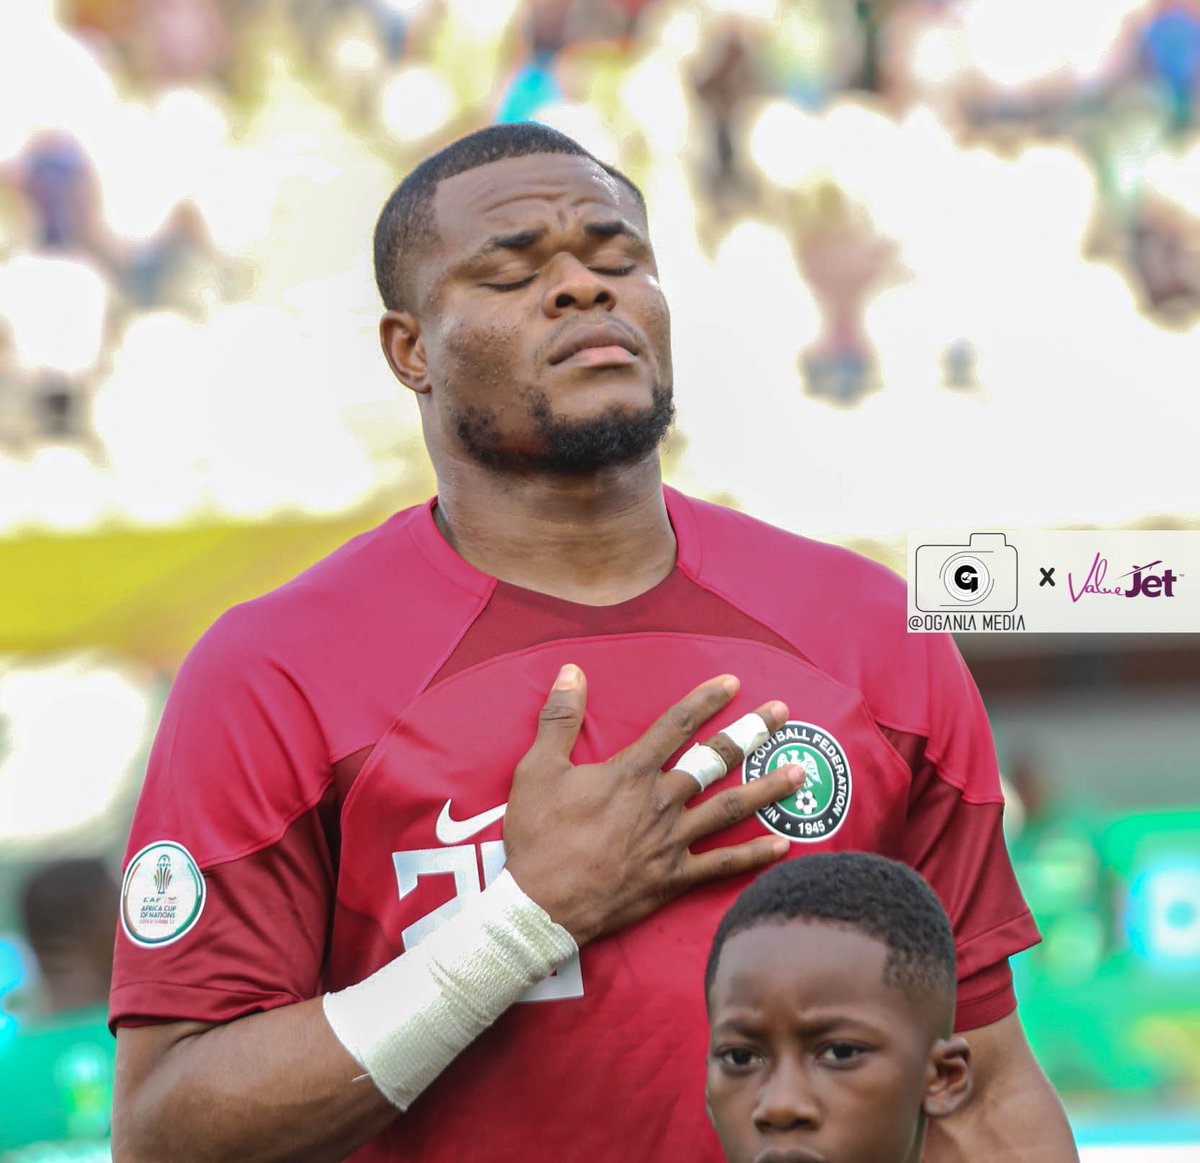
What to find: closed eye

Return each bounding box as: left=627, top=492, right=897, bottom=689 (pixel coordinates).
left=485, top=275, right=536, bottom=292
left=487, top=264, right=634, bottom=291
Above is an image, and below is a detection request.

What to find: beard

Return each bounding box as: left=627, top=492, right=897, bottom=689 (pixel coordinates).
left=453, top=382, right=675, bottom=476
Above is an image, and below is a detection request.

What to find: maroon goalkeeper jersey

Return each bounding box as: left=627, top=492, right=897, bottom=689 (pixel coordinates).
left=112, top=488, right=1039, bottom=1162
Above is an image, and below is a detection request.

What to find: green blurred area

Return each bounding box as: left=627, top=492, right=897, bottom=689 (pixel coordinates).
left=1013, top=806, right=1200, bottom=1101
left=0, top=1006, right=113, bottom=1162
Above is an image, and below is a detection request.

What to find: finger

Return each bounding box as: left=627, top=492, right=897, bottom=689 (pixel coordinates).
left=520, top=664, right=587, bottom=775
left=657, top=699, right=789, bottom=802
left=679, top=833, right=791, bottom=890
left=614, top=674, right=741, bottom=777
left=678, top=763, right=805, bottom=845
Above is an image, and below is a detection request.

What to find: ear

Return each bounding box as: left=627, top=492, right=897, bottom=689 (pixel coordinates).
left=380, top=310, right=430, bottom=395
left=923, top=1035, right=972, bottom=1119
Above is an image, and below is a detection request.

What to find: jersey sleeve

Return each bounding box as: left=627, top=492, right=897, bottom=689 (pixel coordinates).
left=110, top=602, right=336, bottom=1031
left=893, top=633, right=1041, bottom=1031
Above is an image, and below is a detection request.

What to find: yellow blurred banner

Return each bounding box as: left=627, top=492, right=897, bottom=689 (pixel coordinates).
left=0, top=504, right=401, bottom=668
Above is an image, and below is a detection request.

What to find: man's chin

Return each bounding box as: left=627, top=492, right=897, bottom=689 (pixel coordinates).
left=458, top=385, right=675, bottom=476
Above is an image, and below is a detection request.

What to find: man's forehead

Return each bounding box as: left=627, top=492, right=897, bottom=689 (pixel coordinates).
left=432, top=153, right=642, bottom=248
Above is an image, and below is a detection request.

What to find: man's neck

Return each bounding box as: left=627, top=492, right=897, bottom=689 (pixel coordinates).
left=431, top=455, right=676, bottom=606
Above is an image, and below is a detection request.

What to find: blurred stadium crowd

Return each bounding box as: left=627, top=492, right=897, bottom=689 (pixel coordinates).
left=2, top=1, right=1200, bottom=1160
left=2, top=0, right=1200, bottom=534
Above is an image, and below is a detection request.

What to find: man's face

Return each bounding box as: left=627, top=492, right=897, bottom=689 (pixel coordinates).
left=706, top=921, right=954, bottom=1163
left=407, top=153, right=674, bottom=474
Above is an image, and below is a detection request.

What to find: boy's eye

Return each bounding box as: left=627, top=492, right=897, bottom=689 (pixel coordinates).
left=592, top=264, right=635, bottom=276
left=716, top=1046, right=762, bottom=1071
left=817, top=1042, right=864, bottom=1065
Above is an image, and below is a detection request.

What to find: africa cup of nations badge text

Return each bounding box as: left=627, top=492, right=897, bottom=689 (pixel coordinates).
left=744, top=722, right=852, bottom=843
left=120, top=841, right=206, bottom=948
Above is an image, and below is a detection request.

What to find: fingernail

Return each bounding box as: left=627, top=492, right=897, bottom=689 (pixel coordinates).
left=772, top=839, right=789, bottom=857
left=719, top=675, right=739, bottom=694
left=784, top=764, right=805, bottom=787
left=555, top=664, right=580, bottom=690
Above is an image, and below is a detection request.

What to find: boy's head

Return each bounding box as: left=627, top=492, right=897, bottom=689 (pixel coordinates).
left=704, top=853, right=972, bottom=1163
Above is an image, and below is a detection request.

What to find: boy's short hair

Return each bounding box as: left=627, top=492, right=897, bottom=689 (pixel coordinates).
left=705, top=853, right=956, bottom=1014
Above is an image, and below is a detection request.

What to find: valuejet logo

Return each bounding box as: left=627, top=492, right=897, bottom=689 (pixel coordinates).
left=1068, top=554, right=1180, bottom=603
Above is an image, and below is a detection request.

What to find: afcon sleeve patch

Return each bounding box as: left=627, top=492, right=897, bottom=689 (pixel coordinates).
left=743, top=721, right=852, bottom=843
left=120, top=841, right=206, bottom=948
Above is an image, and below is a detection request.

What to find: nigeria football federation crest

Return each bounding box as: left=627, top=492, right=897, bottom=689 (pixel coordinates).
left=743, top=721, right=852, bottom=843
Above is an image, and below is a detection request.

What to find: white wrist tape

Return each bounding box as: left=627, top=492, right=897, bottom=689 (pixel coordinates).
left=674, top=743, right=728, bottom=790
left=322, top=869, right=577, bottom=1111
left=721, top=712, right=771, bottom=757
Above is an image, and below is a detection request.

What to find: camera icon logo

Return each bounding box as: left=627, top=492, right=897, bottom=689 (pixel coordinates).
left=914, top=533, right=1018, bottom=612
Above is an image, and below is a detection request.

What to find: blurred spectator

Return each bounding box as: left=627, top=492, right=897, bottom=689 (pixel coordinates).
left=0, top=249, right=112, bottom=444
left=0, top=859, right=119, bottom=1159
left=131, top=0, right=231, bottom=89
left=366, top=0, right=416, bottom=64
left=122, top=200, right=231, bottom=315
left=763, top=0, right=865, bottom=110
left=608, top=0, right=659, bottom=42
left=691, top=18, right=764, bottom=212
left=876, top=0, right=968, bottom=117
left=1137, top=0, right=1200, bottom=137
left=1128, top=192, right=1200, bottom=314
left=496, top=50, right=564, bottom=123
left=62, top=0, right=138, bottom=66
left=528, top=0, right=572, bottom=55
left=793, top=183, right=898, bottom=404
left=18, top=131, right=104, bottom=256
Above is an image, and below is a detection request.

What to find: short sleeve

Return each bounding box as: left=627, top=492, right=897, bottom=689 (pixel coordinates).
left=894, top=635, right=1041, bottom=1031
left=110, top=604, right=336, bottom=1030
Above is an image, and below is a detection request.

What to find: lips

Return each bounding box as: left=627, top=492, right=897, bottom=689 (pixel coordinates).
left=752, top=1148, right=826, bottom=1163
left=548, top=323, right=639, bottom=365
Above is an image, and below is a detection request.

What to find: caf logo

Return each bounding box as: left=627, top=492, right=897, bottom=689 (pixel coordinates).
left=743, top=721, right=852, bottom=843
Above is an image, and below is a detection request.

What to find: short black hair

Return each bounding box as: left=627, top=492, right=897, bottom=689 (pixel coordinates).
left=705, top=853, right=957, bottom=1012
left=373, top=122, right=646, bottom=312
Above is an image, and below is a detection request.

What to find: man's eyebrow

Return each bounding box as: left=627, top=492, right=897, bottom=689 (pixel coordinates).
left=458, top=228, right=547, bottom=268
left=458, top=220, right=646, bottom=270
left=584, top=219, right=645, bottom=244
left=486, top=227, right=547, bottom=254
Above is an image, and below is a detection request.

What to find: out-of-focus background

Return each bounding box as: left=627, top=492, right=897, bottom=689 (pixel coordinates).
left=0, top=1, right=1198, bottom=1159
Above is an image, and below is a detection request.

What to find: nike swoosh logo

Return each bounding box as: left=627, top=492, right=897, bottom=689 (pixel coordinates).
left=435, top=799, right=508, bottom=845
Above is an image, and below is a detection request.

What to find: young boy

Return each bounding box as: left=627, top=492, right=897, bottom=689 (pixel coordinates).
left=704, top=853, right=973, bottom=1163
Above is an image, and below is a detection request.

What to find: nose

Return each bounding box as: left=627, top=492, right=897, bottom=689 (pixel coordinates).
left=541, top=253, right=616, bottom=317
left=751, top=1057, right=821, bottom=1133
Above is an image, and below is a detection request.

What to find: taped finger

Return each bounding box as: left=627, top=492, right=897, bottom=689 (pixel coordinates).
left=719, top=712, right=771, bottom=757
left=665, top=710, right=777, bottom=799
left=672, top=743, right=728, bottom=791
